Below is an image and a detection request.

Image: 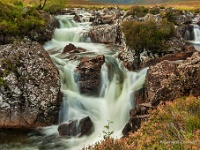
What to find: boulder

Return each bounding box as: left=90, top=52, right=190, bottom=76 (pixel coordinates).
left=58, top=116, right=93, bottom=137
left=75, top=55, right=105, bottom=96
left=0, top=39, right=61, bottom=129
left=89, top=24, right=122, bottom=45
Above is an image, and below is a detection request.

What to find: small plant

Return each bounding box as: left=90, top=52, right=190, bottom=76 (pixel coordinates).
left=103, top=120, right=114, bottom=139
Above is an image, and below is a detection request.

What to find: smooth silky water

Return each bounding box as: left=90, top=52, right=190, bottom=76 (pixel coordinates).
left=0, top=13, right=147, bottom=150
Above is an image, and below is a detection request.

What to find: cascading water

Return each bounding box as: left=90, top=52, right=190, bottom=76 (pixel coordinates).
left=42, top=13, right=148, bottom=149
left=0, top=11, right=147, bottom=150
left=185, top=24, right=200, bottom=50
left=186, top=24, right=200, bottom=43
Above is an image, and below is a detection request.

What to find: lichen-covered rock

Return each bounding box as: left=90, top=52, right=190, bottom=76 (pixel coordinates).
left=146, top=52, right=200, bottom=106
left=0, top=39, right=61, bottom=129
left=75, top=55, right=105, bottom=96
left=89, top=24, right=122, bottom=45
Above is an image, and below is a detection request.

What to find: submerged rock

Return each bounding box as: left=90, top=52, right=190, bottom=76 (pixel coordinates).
left=0, top=39, right=61, bottom=129
left=75, top=55, right=105, bottom=96
left=58, top=116, right=93, bottom=137
left=62, top=43, right=86, bottom=54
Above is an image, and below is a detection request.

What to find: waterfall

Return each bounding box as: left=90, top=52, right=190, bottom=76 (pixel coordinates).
left=193, top=24, right=200, bottom=42
left=186, top=24, right=200, bottom=44
left=42, top=14, right=147, bottom=149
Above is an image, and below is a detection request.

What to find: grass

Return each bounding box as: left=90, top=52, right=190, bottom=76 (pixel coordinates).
left=86, top=96, right=200, bottom=150
left=66, top=0, right=200, bottom=11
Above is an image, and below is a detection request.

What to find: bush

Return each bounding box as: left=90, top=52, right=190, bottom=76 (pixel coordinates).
left=43, top=0, right=67, bottom=14
left=149, top=7, right=160, bottom=15
left=126, top=6, right=149, bottom=18
left=121, top=19, right=175, bottom=55
left=161, top=9, right=182, bottom=25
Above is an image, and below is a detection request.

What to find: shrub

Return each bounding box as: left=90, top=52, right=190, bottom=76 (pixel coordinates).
left=121, top=19, right=175, bottom=55
left=126, top=6, right=149, bottom=18
left=161, top=9, right=182, bottom=25
left=43, top=0, right=67, bottom=14
left=149, top=7, right=160, bottom=15
left=0, top=1, right=47, bottom=44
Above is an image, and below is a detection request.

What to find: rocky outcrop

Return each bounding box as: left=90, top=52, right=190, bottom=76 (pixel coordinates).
left=140, top=45, right=196, bottom=68
left=146, top=52, right=200, bottom=106
left=58, top=116, right=93, bottom=137
left=119, top=44, right=194, bottom=71
left=0, top=39, right=61, bottom=129
left=75, top=55, right=105, bottom=96
left=124, top=51, right=200, bottom=135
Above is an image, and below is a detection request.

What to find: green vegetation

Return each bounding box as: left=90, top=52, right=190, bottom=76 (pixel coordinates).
left=126, top=6, right=149, bottom=18
left=161, top=8, right=182, bottom=25
left=87, top=96, right=200, bottom=150
left=0, top=0, right=67, bottom=44
left=0, top=1, right=45, bottom=44
left=122, top=19, right=175, bottom=55
left=43, top=0, right=67, bottom=14
left=103, top=121, right=114, bottom=139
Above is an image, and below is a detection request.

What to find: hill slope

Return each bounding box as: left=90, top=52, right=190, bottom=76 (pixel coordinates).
left=90, top=0, right=193, bottom=4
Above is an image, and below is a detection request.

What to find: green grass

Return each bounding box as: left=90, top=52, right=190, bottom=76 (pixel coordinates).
left=86, top=96, right=200, bottom=150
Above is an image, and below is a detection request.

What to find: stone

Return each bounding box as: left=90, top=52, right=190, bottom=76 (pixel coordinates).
left=0, top=39, right=61, bottom=129
left=123, top=103, right=154, bottom=135
left=75, top=55, right=105, bottom=96
left=58, top=116, right=93, bottom=137
left=89, top=24, right=122, bottom=45
left=62, top=43, right=86, bottom=54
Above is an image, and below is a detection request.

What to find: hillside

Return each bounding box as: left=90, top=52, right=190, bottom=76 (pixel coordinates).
left=90, top=0, right=196, bottom=4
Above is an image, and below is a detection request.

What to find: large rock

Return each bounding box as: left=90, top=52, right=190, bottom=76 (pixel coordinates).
left=89, top=24, right=122, bottom=45
left=58, top=116, right=93, bottom=137
left=75, top=55, right=105, bottom=96
left=0, top=39, right=61, bottom=129
left=146, top=52, right=200, bottom=106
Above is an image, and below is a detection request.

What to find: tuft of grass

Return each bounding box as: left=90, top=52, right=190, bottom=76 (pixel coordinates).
left=87, top=96, right=200, bottom=150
